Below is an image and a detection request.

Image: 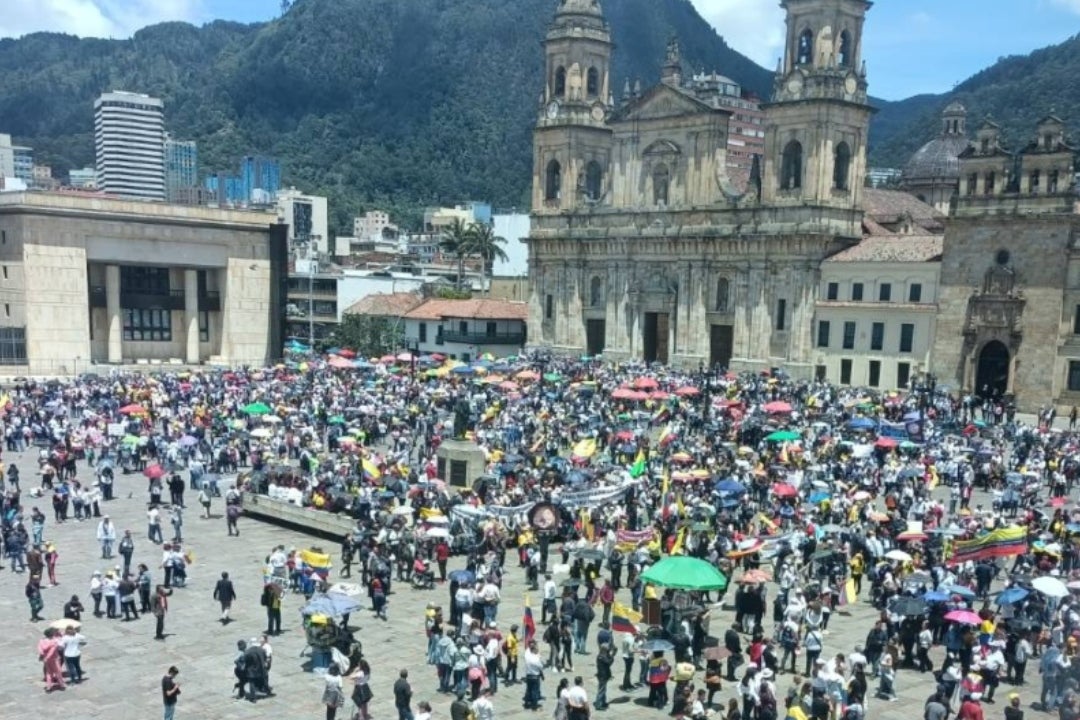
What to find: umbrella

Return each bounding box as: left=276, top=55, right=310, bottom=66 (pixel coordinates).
left=715, top=479, right=746, bottom=495
left=301, top=592, right=363, bottom=617
left=178, top=434, right=198, bottom=447
left=118, top=403, right=146, bottom=415
left=890, top=596, right=928, bottom=617
left=771, top=483, right=797, bottom=498
left=143, top=464, right=166, bottom=480
left=923, top=590, right=951, bottom=603
left=675, top=386, right=700, bottom=397
left=996, top=587, right=1030, bottom=605
left=875, top=437, right=899, bottom=449
left=560, top=578, right=582, bottom=589
left=944, top=609, right=982, bottom=625
left=884, top=549, right=912, bottom=562
left=766, top=430, right=800, bottom=442
left=808, top=491, right=830, bottom=504
left=640, top=556, right=728, bottom=591
left=574, top=548, right=606, bottom=561
left=818, top=524, right=844, bottom=534
left=943, top=584, right=977, bottom=600
left=448, top=569, right=475, bottom=584
left=424, top=527, right=451, bottom=538
left=250, top=428, right=272, bottom=439
left=48, top=618, right=81, bottom=631
left=641, top=638, right=675, bottom=652
left=1032, top=576, right=1069, bottom=598
left=763, top=401, right=792, bottom=414
left=242, top=402, right=272, bottom=416
left=739, top=569, right=771, bottom=584
left=896, top=531, right=929, bottom=542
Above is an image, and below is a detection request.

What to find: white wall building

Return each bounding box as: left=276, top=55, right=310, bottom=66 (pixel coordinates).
left=812, top=235, right=942, bottom=390
left=68, top=168, right=97, bottom=188
left=492, top=213, right=530, bottom=278
left=94, top=91, right=165, bottom=200
left=0, top=134, right=14, bottom=180
left=402, top=298, right=528, bottom=362
left=276, top=188, right=329, bottom=255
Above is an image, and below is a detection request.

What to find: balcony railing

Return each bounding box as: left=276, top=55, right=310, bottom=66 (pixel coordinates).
left=440, top=330, right=526, bottom=345
left=88, top=287, right=220, bottom=312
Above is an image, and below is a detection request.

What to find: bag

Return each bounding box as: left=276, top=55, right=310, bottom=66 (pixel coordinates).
left=469, top=666, right=483, bottom=682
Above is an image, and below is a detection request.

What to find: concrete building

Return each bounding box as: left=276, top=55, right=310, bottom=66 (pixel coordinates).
left=684, top=72, right=765, bottom=190
left=901, top=103, right=969, bottom=213
left=423, top=203, right=492, bottom=233
left=814, top=234, right=942, bottom=389
left=0, top=135, right=14, bottom=180
left=94, top=91, right=166, bottom=200
left=354, top=211, right=398, bottom=241
left=68, top=168, right=97, bottom=189
left=403, top=298, right=528, bottom=361
left=286, top=264, right=340, bottom=344
left=165, top=135, right=198, bottom=203
left=0, top=192, right=287, bottom=374
left=529, top=0, right=872, bottom=371
left=240, top=156, right=281, bottom=203
left=276, top=188, right=329, bottom=255
left=31, top=165, right=58, bottom=190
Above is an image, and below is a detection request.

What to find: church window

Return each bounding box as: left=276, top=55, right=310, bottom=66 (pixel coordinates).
left=980, top=138, right=989, bottom=153
left=1050, top=170, right=1060, bottom=193
left=833, top=141, right=851, bottom=191
left=797, top=29, right=813, bottom=66
left=586, top=67, right=599, bottom=97
left=1045, top=133, right=1055, bottom=150
left=554, top=67, right=566, bottom=98
left=590, top=276, right=604, bottom=307
left=545, top=160, right=561, bottom=201
left=652, top=164, right=670, bottom=205
left=776, top=299, right=787, bottom=331
left=781, top=140, right=803, bottom=191
left=838, top=31, right=852, bottom=67
left=984, top=172, right=995, bottom=195
left=966, top=173, right=977, bottom=195
left=1073, top=305, right=1080, bottom=335
left=584, top=161, right=603, bottom=201
left=1030, top=170, right=1041, bottom=193
left=545, top=294, right=554, bottom=320
left=715, top=278, right=729, bottom=313
left=1069, top=362, right=1080, bottom=392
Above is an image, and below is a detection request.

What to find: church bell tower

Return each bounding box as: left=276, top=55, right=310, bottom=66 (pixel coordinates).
left=532, top=0, right=614, bottom=214
left=761, top=0, right=874, bottom=213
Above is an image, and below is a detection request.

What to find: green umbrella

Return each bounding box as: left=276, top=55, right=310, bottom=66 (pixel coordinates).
left=543, top=372, right=563, bottom=383
left=640, top=556, right=728, bottom=591
left=765, top=430, right=800, bottom=442
left=121, top=435, right=141, bottom=446
left=328, top=415, right=346, bottom=425
left=242, top=402, right=272, bottom=415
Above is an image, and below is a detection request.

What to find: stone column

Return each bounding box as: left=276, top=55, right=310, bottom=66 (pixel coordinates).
left=184, top=269, right=199, bottom=364
left=105, top=264, right=122, bottom=364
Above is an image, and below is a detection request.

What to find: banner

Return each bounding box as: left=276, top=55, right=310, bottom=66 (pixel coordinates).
left=616, top=528, right=657, bottom=552
left=450, top=502, right=536, bottom=525
left=557, top=479, right=637, bottom=509
left=878, top=422, right=908, bottom=441
left=947, top=525, right=1027, bottom=566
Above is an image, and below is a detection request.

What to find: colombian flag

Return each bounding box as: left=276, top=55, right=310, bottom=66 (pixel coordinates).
left=523, top=595, right=537, bottom=642
left=611, top=601, right=642, bottom=634
left=948, top=525, right=1027, bottom=566
left=299, top=549, right=333, bottom=580
left=658, top=423, right=676, bottom=447
left=361, top=458, right=382, bottom=483
left=572, top=438, right=597, bottom=461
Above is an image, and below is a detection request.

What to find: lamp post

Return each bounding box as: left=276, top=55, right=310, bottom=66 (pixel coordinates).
left=408, top=338, right=419, bottom=378
left=700, top=361, right=711, bottom=423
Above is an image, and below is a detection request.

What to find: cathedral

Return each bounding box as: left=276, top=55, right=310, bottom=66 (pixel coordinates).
left=526, top=0, right=875, bottom=374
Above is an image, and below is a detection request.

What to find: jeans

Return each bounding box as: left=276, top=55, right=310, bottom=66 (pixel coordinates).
left=164, top=704, right=176, bottom=720
left=32, top=524, right=43, bottom=545
left=804, top=650, right=820, bottom=676
left=454, top=669, right=467, bottom=694
left=486, top=658, right=499, bottom=692
left=1042, top=674, right=1059, bottom=709
left=397, top=707, right=414, bottom=720
left=574, top=619, right=589, bottom=653
left=524, top=675, right=542, bottom=708
left=484, top=603, right=497, bottom=624
left=101, top=540, right=113, bottom=558
left=595, top=678, right=609, bottom=708
left=622, top=657, right=634, bottom=688
left=65, top=655, right=82, bottom=682
left=149, top=524, right=162, bottom=543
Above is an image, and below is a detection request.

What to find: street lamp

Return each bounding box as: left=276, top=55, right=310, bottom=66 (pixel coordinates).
left=407, top=338, right=419, bottom=377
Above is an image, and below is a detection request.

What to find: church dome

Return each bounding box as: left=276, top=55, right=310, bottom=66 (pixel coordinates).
left=556, top=0, right=603, bottom=18
left=902, top=102, right=970, bottom=183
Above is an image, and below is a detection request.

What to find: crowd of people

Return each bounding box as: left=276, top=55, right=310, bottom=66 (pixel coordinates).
left=2, top=353, right=1080, bottom=720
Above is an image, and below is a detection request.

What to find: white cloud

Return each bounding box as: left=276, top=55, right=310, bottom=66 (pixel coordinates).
left=1, top=0, right=206, bottom=40
left=688, top=0, right=786, bottom=68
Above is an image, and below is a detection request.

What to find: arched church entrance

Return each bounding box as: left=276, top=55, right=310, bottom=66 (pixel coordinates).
left=975, top=340, right=1010, bottom=399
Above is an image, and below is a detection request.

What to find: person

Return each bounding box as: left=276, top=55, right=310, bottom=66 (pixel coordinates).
left=197, top=486, right=212, bottom=519
left=261, top=583, right=283, bottom=635
left=118, top=530, right=135, bottom=577
left=323, top=665, right=346, bottom=720
left=38, top=628, right=66, bottom=692
left=1005, top=692, right=1023, bottom=720
left=97, top=515, right=116, bottom=558
left=213, top=571, right=237, bottom=624
left=959, top=693, right=985, bottom=720
left=63, top=594, right=84, bottom=621
left=148, top=506, right=163, bottom=544
left=417, top=700, right=434, bottom=720
left=58, top=625, right=87, bottom=683
left=394, top=668, right=414, bottom=720
left=350, top=662, right=374, bottom=720
left=119, top=574, right=139, bottom=621
left=161, top=666, right=181, bottom=720
left=595, top=641, right=613, bottom=710
left=233, top=640, right=250, bottom=700
left=152, top=585, right=173, bottom=640
left=523, top=639, right=545, bottom=709
left=451, top=690, right=473, bottom=720
left=876, top=654, right=896, bottom=701
left=137, top=564, right=153, bottom=613
left=917, top=620, right=934, bottom=673
left=567, top=675, right=591, bottom=720
left=226, top=502, right=241, bottom=536
left=26, top=574, right=44, bottom=621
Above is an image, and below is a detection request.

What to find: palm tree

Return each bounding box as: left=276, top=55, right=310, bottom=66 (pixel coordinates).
left=439, top=218, right=473, bottom=290
left=467, top=221, right=508, bottom=295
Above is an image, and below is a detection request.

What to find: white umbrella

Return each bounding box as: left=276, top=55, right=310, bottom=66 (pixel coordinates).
left=423, top=515, right=450, bottom=525
left=1033, top=576, right=1069, bottom=598
left=249, top=427, right=272, bottom=439
left=392, top=506, right=413, bottom=516
left=262, top=415, right=282, bottom=424
left=423, top=527, right=451, bottom=538
left=48, top=618, right=81, bottom=631
left=326, top=582, right=364, bottom=597
left=885, top=549, right=912, bottom=562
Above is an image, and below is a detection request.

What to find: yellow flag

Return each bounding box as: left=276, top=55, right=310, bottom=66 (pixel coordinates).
left=580, top=509, right=594, bottom=541
left=676, top=492, right=685, bottom=518
left=572, top=438, right=597, bottom=459
left=757, top=513, right=778, bottom=533
left=671, top=526, right=687, bottom=555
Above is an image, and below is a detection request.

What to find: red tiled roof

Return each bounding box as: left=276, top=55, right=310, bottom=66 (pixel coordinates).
left=343, top=292, right=424, bottom=317
left=404, top=298, right=529, bottom=321
left=826, top=234, right=943, bottom=263
left=863, top=188, right=945, bottom=233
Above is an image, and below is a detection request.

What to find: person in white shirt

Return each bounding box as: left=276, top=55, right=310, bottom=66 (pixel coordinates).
left=917, top=621, right=934, bottom=673
left=472, top=689, right=495, bottom=720
left=566, top=677, right=590, bottom=720
left=59, top=626, right=87, bottom=683
left=542, top=574, right=558, bottom=624
left=480, top=582, right=501, bottom=624
left=147, top=507, right=162, bottom=544
left=522, top=641, right=545, bottom=709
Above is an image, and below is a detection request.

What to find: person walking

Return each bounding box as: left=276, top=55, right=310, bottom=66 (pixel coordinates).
left=152, top=585, right=173, bottom=640
left=349, top=661, right=374, bottom=720
left=58, top=625, right=87, bottom=683
left=161, top=666, right=181, bottom=720
left=38, top=628, right=66, bottom=692
left=118, top=530, right=135, bottom=577
left=213, top=571, right=237, bottom=624
left=261, top=583, right=282, bottom=635
left=322, top=665, right=346, bottom=720
left=26, top=574, right=44, bottom=621
left=97, top=515, right=116, bottom=558
left=147, top=507, right=163, bottom=544
left=226, top=502, right=241, bottom=536
left=394, top=668, right=414, bottom=720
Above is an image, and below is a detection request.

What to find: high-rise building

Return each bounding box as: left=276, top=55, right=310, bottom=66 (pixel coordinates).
left=0, top=134, right=14, bottom=179
left=94, top=91, right=165, bottom=200
left=68, top=167, right=97, bottom=189
left=13, top=146, right=33, bottom=183
left=240, top=156, right=281, bottom=202
left=164, top=134, right=198, bottom=203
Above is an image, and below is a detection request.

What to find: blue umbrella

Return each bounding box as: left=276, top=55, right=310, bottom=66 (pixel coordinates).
left=944, top=584, right=976, bottom=600
left=995, top=587, right=1029, bottom=605
left=923, top=590, right=951, bottom=602
left=451, top=366, right=474, bottom=375
left=301, top=592, right=363, bottom=617
left=808, top=491, right=830, bottom=504
left=898, top=468, right=922, bottom=480
left=353, top=360, right=374, bottom=369
left=715, top=479, right=746, bottom=495
left=566, top=470, right=587, bottom=485
left=848, top=418, right=876, bottom=430
left=448, top=569, right=475, bottom=584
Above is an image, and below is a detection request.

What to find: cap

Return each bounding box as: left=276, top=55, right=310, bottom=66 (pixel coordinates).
left=1008, top=693, right=1020, bottom=701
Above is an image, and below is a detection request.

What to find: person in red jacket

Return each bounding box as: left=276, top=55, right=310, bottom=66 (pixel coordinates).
left=435, top=541, right=450, bottom=582
left=958, top=692, right=985, bottom=720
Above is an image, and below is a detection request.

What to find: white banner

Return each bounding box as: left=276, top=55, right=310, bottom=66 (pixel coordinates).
left=556, top=479, right=638, bottom=509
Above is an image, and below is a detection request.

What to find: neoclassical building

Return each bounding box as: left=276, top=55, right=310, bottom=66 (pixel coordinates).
left=526, top=0, right=875, bottom=374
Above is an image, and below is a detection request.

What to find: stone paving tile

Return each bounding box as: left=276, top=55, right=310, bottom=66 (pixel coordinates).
left=0, top=447, right=1055, bottom=720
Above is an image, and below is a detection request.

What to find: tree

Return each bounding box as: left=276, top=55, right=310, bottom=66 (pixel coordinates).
left=439, top=218, right=473, bottom=290
left=467, top=221, right=509, bottom=295
left=329, top=314, right=404, bottom=357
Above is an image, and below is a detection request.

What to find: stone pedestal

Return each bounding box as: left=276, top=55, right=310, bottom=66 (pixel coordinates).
left=436, top=439, right=488, bottom=489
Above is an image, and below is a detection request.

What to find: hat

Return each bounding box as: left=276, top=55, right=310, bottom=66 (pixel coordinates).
left=1008, top=693, right=1020, bottom=702
left=473, top=645, right=484, bottom=655
left=760, top=668, right=774, bottom=679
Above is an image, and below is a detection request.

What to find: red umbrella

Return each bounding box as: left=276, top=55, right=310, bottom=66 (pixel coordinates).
left=875, top=437, right=899, bottom=449
left=632, top=376, right=659, bottom=390
left=650, top=390, right=670, bottom=401
left=628, top=391, right=650, bottom=402
left=119, top=403, right=146, bottom=415
left=763, top=401, right=792, bottom=414
left=614, top=430, right=635, bottom=441
left=772, top=483, right=797, bottom=498
left=674, top=386, right=700, bottom=397
left=611, top=387, right=636, bottom=400
left=896, top=531, right=929, bottom=542
left=337, top=349, right=357, bottom=359
left=144, top=464, right=166, bottom=480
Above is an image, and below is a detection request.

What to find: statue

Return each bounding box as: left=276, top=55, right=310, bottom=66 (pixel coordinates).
left=453, top=399, right=471, bottom=440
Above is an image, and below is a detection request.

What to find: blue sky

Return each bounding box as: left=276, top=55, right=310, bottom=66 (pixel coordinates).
left=3, top=0, right=1080, bottom=100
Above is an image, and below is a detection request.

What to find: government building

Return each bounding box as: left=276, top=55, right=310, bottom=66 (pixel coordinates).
left=0, top=192, right=288, bottom=375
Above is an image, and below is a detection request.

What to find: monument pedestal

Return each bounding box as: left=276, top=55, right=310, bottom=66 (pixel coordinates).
left=436, top=439, right=488, bottom=488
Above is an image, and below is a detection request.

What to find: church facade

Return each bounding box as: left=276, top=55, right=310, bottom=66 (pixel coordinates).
left=526, top=0, right=875, bottom=374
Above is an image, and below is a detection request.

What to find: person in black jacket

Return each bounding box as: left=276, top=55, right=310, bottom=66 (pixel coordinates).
left=595, top=642, right=614, bottom=710
left=725, top=622, right=743, bottom=681
left=214, top=571, right=237, bottom=624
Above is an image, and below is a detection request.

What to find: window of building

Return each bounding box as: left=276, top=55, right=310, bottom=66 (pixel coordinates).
left=870, top=322, right=884, bottom=351
left=816, top=320, right=830, bottom=348
left=1050, top=170, right=1060, bottom=193
left=715, top=278, right=729, bottom=312
left=838, top=30, right=852, bottom=67
left=851, top=283, right=863, bottom=301
left=826, top=282, right=838, bottom=301
left=122, top=308, right=172, bottom=342
left=842, top=321, right=856, bottom=349
left=781, top=141, right=803, bottom=190
left=545, top=160, right=561, bottom=201
left=458, top=321, right=468, bottom=334
left=554, top=67, right=566, bottom=98
left=1031, top=169, right=1041, bottom=193
left=0, top=327, right=26, bottom=364
left=652, top=164, right=670, bottom=205
left=897, top=361, right=911, bottom=389
left=833, top=142, right=851, bottom=191
left=908, top=283, right=923, bottom=303
left=776, top=298, right=787, bottom=331
left=545, top=294, right=554, bottom=320
left=1070, top=361, right=1080, bottom=392
left=3, top=304, right=9, bottom=318
left=586, top=67, right=599, bottom=97
left=590, top=276, right=603, bottom=307
left=984, top=172, right=995, bottom=195
left=797, top=29, right=813, bottom=65
left=899, top=323, right=914, bottom=352
left=120, top=266, right=170, bottom=295
left=966, top=173, right=977, bottom=195
left=981, top=138, right=989, bottom=153
left=584, top=161, right=603, bottom=201
left=435, top=327, right=444, bottom=346
left=419, top=322, right=427, bottom=343
left=815, top=365, right=827, bottom=382
left=198, top=310, right=209, bottom=342
left=486, top=321, right=497, bottom=337
left=1, top=230, right=5, bottom=244
left=840, top=358, right=852, bottom=385
left=868, top=360, right=881, bottom=388
left=878, top=283, right=891, bottom=302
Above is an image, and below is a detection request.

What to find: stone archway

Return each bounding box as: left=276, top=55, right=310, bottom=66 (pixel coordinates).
left=975, top=340, right=1010, bottom=399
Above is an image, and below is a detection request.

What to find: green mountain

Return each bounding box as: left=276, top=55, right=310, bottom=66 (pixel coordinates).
left=0, top=0, right=773, bottom=231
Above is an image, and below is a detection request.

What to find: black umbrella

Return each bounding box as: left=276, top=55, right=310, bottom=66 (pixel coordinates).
left=574, top=549, right=606, bottom=561
left=890, top=596, right=928, bottom=617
